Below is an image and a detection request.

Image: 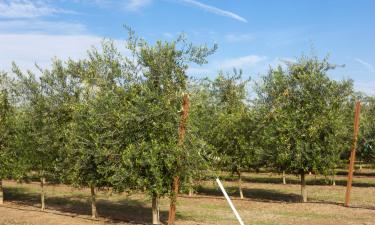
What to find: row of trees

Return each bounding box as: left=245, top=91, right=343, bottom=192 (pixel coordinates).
left=0, top=29, right=374, bottom=223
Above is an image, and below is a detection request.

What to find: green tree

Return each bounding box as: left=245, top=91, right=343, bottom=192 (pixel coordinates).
left=113, top=30, right=216, bottom=224
left=256, top=56, right=353, bottom=202
left=12, top=63, right=74, bottom=210
left=64, top=41, right=129, bottom=218
left=209, top=72, right=261, bottom=199
left=357, top=96, right=375, bottom=166
left=0, top=72, right=16, bottom=204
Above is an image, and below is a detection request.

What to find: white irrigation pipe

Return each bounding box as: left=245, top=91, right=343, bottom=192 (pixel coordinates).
left=216, top=178, right=245, bottom=225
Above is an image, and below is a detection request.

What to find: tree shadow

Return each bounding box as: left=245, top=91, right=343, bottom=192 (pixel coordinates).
left=195, top=185, right=301, bottom=203
left=306, top=200, right=375, bottom=211
left=336, top=171, right=375, bottom=177
left=3, top=187, right=168, bottom=224
left=193, top=186, right=375, bottom=211
left=220, top=176, right=375, bottom=188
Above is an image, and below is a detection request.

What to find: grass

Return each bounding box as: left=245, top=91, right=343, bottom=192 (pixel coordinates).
left=1, top=169, right=375, bottom=225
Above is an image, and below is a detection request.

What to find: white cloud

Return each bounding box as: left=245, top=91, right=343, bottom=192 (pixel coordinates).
left=354, top=58, right=375, bottom=73
left=163, top=32, right=173, bottom=38
left=225, top=33, right=253, bottom=43
left=0, top=0, right=74, bottom=18
left=0, top=19, right=87, bottom=34
left=125, top=0, right=152, bottom=11
left=220, top=55, right=266, bottom=69
left=72, top=0, right=152, bottom=11
left=0, top=33, right=129, bottom=73
left=179, top=0, right=247, bottom=23
left=187, top=67, right=212, bottom=76
left=355, top=81, right=375, bottom=96
left=269, top=57, right=296, bottom=68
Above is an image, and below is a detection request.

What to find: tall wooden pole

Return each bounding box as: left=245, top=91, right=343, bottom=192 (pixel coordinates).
left=345, top=101, right=361, bottom=207
left=168, top=93, right=190, bottom=225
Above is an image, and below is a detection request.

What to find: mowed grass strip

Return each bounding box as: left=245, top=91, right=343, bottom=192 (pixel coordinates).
left=1, top=170, right=375, bottom=225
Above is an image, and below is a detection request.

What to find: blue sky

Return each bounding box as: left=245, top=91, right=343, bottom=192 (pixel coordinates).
left=0, top=0, right=374, bottom=95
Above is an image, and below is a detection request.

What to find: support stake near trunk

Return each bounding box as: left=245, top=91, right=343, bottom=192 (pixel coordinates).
left=152, top=193, right=160, bottom=224
left=301, top=172, right=307, bottom=203
left=168, top=93, right=190, bottom=225
left=41, top=177, right=45, bottom=211
left=90, top=184, right=98, bottom=218
left=332, top=169, right=336, bottom=186
left=345, top=101, right=361, bottom=207
left=0, top=179, right=3, bottom=204
left=188, top=176, right=193, bottom=197
left=237, top=171, right=243, bottom=199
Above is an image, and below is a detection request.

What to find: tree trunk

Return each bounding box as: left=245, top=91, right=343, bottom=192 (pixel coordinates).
left=188, top=176, right=193, bottom=197
left=168, top=176, right=179, bottom=225
left=332, top=169, right=336, bottom=186
left=238, top=171, right=244, bottom=199
left=152, top=193, right=160, bottom=224
left=41, top=177, right=45, bottom=211
left=359, top=163, right=363, bottom=172
left=282, top=171, right=286, bottom=185
left=90, top=184, right=98, bottom=218
left=300, top=172, right=307, bottom=203
left=0, top=179, right=3, bottom=204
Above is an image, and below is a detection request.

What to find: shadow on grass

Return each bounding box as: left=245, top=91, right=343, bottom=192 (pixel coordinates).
left=195, top=185, right=301, bottom=203
left=3, top=187, right=167, bottom=224
left=216, top=175, right=375, bottom=188
left=336, top=171, right=375, bottom=177
left=192, top=186, right=375, bottom=211
left=306, top=200, right=375, bottom=211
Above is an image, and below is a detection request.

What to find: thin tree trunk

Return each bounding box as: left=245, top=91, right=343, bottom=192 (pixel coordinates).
left=168, top=93, right=189, bottom=225
left=332, top=169, right=336, bottom=186
left=282, top=171, right=286, bottom=185
left=300, top=172, right=307, bottom=203
left=188, top=176, right=193, bottom=197
left=359, top=162, right=363, bottom=172
left=90, top=184, right=98, bottom=218
left=238, top=171, right=244, bottom=199
left=314, top=174, right=317, bottom=184
left=0, top=179, right=3, bottom=204
left=40, top=177, right=46, bottom=211
left=168, top=176, right=179, bottom=225
left=152, top=193, right=160, bottom=224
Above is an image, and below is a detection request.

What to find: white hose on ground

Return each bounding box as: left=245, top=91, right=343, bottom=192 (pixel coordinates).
left=216, top=178, right=245, bottom=225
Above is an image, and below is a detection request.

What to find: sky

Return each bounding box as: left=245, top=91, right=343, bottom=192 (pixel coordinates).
left=0, top=0, right=374, bottom=95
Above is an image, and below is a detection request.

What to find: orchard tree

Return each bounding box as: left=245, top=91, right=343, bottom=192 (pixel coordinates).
left=64, top=41, right=129, bottom=218
left=112, top=29, right=216, bottom=224
left=256, top=56, right=353, bottom=202
left=185, top=79, right=218, bottom=196
left=357, top=96, right=375, bottom=166
left=209, top=72, right=261, bottom=199
left=12, top=63, right=75, bottom=210
left=0, top=72, right=16, bottom=204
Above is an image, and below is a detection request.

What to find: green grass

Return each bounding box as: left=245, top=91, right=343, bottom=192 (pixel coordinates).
left=2, top=169, right=375, bottom=225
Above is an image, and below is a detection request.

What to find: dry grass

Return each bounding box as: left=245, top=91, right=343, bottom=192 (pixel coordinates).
left=1, top=169, right=375, bottom=225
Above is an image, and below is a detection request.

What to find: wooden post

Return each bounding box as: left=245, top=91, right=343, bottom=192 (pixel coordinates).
left=168, top=93, right=190, bottom=225
left=345, top=101, right=361, bottom=207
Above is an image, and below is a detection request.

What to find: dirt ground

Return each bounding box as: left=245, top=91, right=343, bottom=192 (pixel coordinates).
left=0, top=171, right=374, bottom=225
